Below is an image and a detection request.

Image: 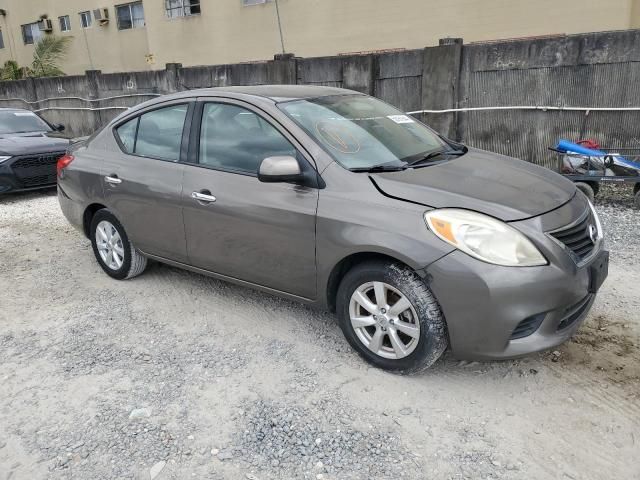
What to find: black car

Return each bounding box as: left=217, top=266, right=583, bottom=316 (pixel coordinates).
left=0, top=108, right=70, bottom=194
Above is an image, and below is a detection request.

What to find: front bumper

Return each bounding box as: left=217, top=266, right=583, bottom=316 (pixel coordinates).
left=425, top=193, right=608, bottom=360
left=0, top=152, right=65, bottom=194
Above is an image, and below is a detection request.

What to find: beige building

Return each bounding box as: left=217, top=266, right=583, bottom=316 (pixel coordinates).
left=0, top=0, right=638, bottom=75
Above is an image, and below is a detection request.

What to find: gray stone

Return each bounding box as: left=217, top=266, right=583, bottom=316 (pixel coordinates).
left=149, top=460, right=166, bottom=479
left=129, top=408, right=152, bottom=420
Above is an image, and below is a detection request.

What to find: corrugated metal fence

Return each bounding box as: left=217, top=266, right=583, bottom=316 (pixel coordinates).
left=1, top=29, right=639, bottom=168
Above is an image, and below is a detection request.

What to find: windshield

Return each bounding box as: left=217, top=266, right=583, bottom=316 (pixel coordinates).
left=278, top=95, right=446, bottom=169
left=0, top=110, right=52, bottom=134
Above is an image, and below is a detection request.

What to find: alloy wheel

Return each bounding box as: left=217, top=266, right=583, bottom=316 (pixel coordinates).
left=95, top=220, right=125, bottom=271
left=348, top=281, right=420, bottom=360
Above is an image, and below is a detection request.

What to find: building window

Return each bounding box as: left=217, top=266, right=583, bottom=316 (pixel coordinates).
left=59, top=15, right=71, bottom=32
left=79, top=11, right=92, bottom=28
left=21, top=23, right=43, bottom=45
left=0, top=30, right=4, bottom=49
left=116, top=2, right=145, bottom=30
left=166, top=0, right=201, bottom=18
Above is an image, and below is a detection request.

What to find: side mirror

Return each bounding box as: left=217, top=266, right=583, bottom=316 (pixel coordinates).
left=258, top=156, right=303, bottom=183
left=53, top=123, right=65, bottom=132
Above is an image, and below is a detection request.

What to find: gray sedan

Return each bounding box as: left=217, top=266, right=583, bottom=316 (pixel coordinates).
left=57, top=86, right=608, bottom=373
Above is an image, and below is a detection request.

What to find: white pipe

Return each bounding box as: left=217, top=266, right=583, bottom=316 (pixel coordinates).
left=407, top=106, right=640, bottom=114
left=34, top=106, right=129, bottom=113
left=0, top=93, right=161, bottom=105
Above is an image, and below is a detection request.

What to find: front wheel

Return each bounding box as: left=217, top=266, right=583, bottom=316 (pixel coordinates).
left=336, top=261, right=448, bottom=374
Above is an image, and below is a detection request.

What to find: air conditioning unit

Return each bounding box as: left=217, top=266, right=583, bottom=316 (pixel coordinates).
left=93, top=8, right=110, bottom=25
left=38, top=19, right=53, bottom=32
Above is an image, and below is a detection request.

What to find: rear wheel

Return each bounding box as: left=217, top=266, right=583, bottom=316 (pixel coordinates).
left=634, top=187, right=640, bottom=210
left=90, top=209, right=147, bottom=280
left=575, top=182, right=595, bottom=203
left=336, top=261, right=447, bottom=373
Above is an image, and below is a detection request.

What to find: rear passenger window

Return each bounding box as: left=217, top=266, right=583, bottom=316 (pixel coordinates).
left=116, top=117, right=137, bottom=153
left=115, top=104, right=188, bottom=161
left=136, top=105, right=188, bottom=161
left=199, top=103, right=296, bottom=174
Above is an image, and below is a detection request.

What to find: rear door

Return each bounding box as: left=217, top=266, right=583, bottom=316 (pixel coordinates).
left=181, top=99, right=319, bottom=299
left=104, top=100, right=194, bottom=262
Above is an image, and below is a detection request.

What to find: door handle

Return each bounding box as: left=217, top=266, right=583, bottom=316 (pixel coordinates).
left=105, top=175, right=122, bottom=185
left=191, top=191, right=217, bottom=203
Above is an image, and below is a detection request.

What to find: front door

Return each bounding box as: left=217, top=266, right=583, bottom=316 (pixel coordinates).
left=104, top=101, right=192, bottom=262
left=182, top=101, right=318, bottom=299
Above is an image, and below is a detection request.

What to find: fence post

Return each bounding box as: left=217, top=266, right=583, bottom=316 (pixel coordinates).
left=421, top=38, right=463, bottom=139
left=165, top=63, right=182, bottom=92
left=271, top=53, right=297, bottom=84
left=23, top=77, right=38, bottom=109
left=85, top=69, right=103, bottom=132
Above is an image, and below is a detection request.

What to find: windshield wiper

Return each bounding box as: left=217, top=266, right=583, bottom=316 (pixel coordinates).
left=349, top=164, right=408, bottom=173
left=407, top=148, right=466, bottom=166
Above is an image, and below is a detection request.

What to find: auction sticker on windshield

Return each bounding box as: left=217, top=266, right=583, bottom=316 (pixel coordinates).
left=387, top=114, right=414, bottom=124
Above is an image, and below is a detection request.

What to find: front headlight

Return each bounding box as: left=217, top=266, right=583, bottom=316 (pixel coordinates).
left=424, top=209, right=547, bottom=267
left=0, top=156, right=12, bottom=164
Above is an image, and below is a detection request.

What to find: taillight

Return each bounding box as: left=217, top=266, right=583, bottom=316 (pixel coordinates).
left=57, top=154, right=74, bottom=178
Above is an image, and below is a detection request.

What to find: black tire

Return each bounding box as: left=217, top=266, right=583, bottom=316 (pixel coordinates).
left=587, top=181, right=600, bottom=197
left=90, top=209, right=147, bottom=280
left=635, top=189, right=640, bottom=210
left=575, top=182, right=595, bottom=203
left=336, top=260, right=448, bottom=374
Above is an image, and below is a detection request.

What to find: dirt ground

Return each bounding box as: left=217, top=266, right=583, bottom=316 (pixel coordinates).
left=0, top=189, right=638, bottom=480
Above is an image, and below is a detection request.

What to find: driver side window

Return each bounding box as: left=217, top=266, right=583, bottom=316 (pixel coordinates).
left=198, top=103, right=296, bottom=175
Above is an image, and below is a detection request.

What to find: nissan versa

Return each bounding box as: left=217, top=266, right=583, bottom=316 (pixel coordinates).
left=57, top=86, right=609, bottom=373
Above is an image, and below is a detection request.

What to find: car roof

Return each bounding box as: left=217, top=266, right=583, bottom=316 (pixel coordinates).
left=168, top=85, right=362, bottom=103
left=111, top=85, right=364, bottom=125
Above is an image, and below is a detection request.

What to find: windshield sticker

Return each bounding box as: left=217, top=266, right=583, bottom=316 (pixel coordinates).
left=315, top=121, right=361, bottom=154
left=387, top=114, right=414, bottom=124
left=14, top=112, right=38, bottom=117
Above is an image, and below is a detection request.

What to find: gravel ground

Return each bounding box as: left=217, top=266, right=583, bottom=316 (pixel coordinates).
left=0, top=186, right=639, bottom=480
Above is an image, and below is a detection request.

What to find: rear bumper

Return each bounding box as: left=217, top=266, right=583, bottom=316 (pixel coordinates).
left=58, top=185, right=85, bottom=234
left=0, top=152, right=64, bottom=194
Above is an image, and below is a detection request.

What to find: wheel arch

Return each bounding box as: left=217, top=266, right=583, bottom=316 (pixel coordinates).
left=83, top=203, right=107, bottom=238
left=325, top=251, right=420, bottom=313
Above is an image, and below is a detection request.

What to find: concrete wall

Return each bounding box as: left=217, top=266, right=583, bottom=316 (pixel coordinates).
left=1, top=29, right=639, bottom=169
left=0, top=0, right=638, bottom=75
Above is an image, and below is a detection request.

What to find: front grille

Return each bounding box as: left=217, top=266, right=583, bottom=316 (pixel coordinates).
left=11, top=152, right=65, bottom=187
left=557, top=295, right=593, bottom=331
left=510, top=313, right=545, bottom=340
left=549, top=210, right=596, bottom=261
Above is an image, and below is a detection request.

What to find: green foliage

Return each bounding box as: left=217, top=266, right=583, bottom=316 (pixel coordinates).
left=0, top=60, right=29, bottom=81
left=30, top=35, right=72, bottom=78
left=0, top=35, right=72, bottom=81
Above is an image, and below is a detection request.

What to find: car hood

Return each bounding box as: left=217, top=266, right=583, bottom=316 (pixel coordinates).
left=370, top=148, right=576, bottom=221
left=0, top=132, right=70, bottom=156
